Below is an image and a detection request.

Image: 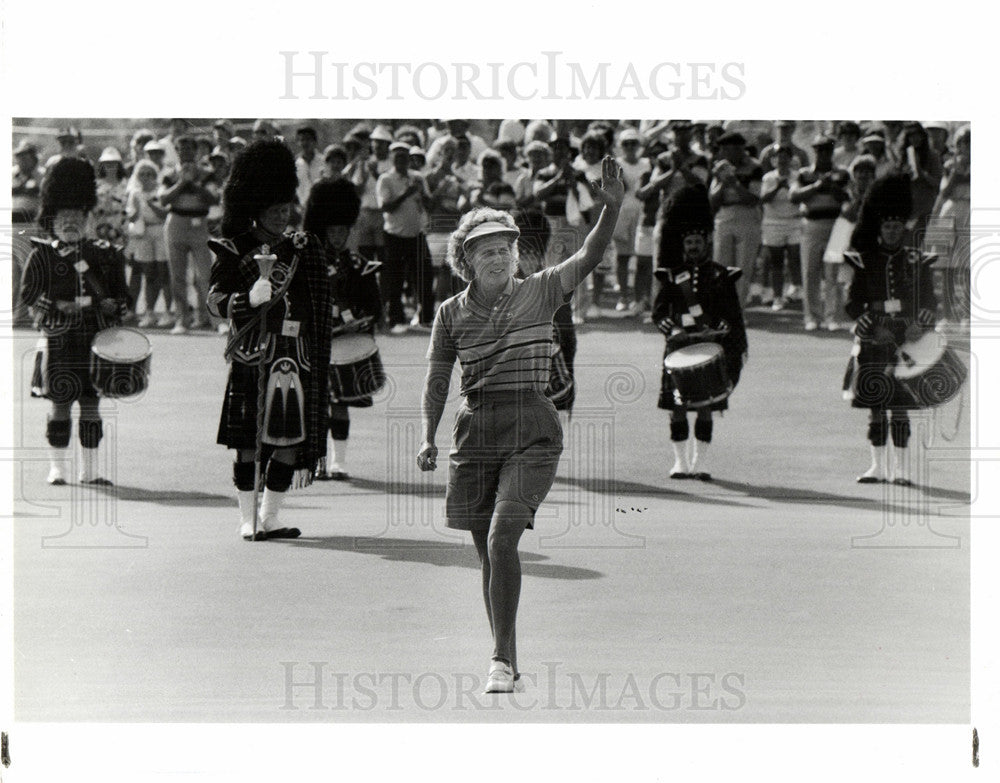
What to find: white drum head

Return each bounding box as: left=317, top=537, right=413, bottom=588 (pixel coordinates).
left=664, top=341, right=723, bottom=369
left=331, top=333, right=378, bottom=365
left=895, top=332, right=947, bottom=379
left=91, top=327, right=152, bottom=361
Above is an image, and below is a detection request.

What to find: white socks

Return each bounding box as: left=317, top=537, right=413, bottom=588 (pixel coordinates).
left=79, top=446, right=99, bottom=482
left=859, top=445, right=887, bottom=481
left=330, top=439, right=348, bottom=473
left=691, top=440, right=710, bottom=474
left=260, top=488, right=286, bottom=533
left=48, top=447, right=69, bottom=484
left=670, top=441, right=690, bottom=476
left=237, top=490, right=256, bottom=539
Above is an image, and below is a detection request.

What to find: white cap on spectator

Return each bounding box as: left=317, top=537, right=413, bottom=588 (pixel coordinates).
left=98, top=146, right=122, bottom=163
left=143, top=140, right=165, bottom=153
left=371, top=125, right=394, bottom=142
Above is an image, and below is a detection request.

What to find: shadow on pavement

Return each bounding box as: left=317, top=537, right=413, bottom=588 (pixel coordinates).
left=90, top=484, right=235, bottom=506
left=281, top=535, right=603, bottom=580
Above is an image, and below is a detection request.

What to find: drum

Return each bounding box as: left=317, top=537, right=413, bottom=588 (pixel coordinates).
left=329, top=333, right=386, bottom=404
left=823, top=216, right=856, bottom=264
left=894, top=331, right=967, bottom=407
left=663, top=342, right=732, bottom=409
left=90, top=327, right=152, bottom=398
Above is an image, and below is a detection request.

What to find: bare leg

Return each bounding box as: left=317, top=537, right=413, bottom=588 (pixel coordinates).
left=487, top=501, right=530, bottom=668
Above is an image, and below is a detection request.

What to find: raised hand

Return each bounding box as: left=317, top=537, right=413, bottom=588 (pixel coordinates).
left=590, top=155, right=625, bottom=210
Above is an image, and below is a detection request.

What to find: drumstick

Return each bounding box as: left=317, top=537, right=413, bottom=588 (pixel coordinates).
left=251, top=245, right=278, bottom=541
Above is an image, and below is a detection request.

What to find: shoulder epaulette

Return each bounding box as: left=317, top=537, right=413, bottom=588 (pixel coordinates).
left=207, top=237, right=239, bottom=258
left=360, top=257, right=382, bottom=276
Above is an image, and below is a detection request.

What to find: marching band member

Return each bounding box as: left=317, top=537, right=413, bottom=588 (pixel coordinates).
left=207, top=140, right=334, bottom=540
left=303, top=178, right=383, bottom=481
left=20, top=157, right=132, bottom=485
left=653, top=185, right=747, bottom=481
left=843, top=174, right=937, bottom=486
left=417, top=157, right=623, bottom=693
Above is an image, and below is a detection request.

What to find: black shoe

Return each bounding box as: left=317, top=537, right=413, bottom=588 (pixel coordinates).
left=49, top=478, right=68, bottom=486
left=263, top=527, right=301, bottom=540
left=693, top=471, right=712, bottom=482
left=892, top=478, right=914, bottom=487
left=856, top=475, right=882, bottom=484
left=328, top=470, right=350, bottom=481
left=670, top=471, right=690, bottom=479
left=82, top=477, right=114, bottom=486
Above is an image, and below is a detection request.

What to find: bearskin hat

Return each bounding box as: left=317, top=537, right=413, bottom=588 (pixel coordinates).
left=220, top=139, right=299, bottom=238
left=302, top=178, right=361, bottom=235
left=657, top=185, right=713, bottom=271
left=850, top=174, right=913, bottom=253
left=38, top=157, right=97, bottom=231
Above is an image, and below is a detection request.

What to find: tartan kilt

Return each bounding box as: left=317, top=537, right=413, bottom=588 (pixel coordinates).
left=31, top=328, right=101, bottom=404
left=217, top=354, right=326, bottom=469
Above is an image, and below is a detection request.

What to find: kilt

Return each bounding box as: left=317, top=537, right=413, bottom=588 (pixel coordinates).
left=843, top=339, right=923, bottom=410
left=31, top=327, right=100, bottom=404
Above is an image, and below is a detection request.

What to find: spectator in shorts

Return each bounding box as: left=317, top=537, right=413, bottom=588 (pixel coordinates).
left=125, top=160, right=170, bottom=328
left=760, top=145, right=802, bottom=311
left=790, top=134, right=850, bottom=331
left=613, top=127, right=652, bottom=313
left=708, top=132, right=763, bottom=304
left=759, top=120, right=810, bottom=173
left=377, top=141, right=433, bottom=333
left=158, top=134, right=219, bottom=333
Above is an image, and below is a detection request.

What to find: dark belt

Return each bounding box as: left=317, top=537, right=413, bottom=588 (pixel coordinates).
left=170, top=207, right=210, bottom=218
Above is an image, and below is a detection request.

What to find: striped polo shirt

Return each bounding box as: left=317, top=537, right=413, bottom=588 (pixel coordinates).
left=427, top=265, right=570, bottom=396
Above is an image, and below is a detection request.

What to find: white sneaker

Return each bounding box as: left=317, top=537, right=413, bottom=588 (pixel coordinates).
left=216, top=322, right=231, bottom=335
left=770, top=298, right=785, bottom=312
left=804, top=321, right=818, bottom=332
left=156, top=314, right=174, bottom=328
left=170, top=321, right=188, bottom=335
left=585, top=305, right=601, bottom=319
left=137, top=314, right=156, bottom=328
left=485, top=660, right=515, bottom=693
left=389, top=324, right=409, bottom=336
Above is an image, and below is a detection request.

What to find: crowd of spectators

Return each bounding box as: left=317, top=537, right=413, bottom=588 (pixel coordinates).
left=11, top=118, right=971, bottom=332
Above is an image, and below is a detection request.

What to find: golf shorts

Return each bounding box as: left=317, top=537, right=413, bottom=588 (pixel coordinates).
left=446, top=390, right=563, bottom=531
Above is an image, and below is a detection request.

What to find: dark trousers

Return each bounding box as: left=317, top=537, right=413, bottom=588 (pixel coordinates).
left=382, top=232, right=434, bottom=326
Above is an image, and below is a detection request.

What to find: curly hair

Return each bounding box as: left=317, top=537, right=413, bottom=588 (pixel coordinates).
left=446, top=208, right=519, bottom=282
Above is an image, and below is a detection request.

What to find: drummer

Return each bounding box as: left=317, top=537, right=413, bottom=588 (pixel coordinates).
left=20, top=157, right=132, bottom=486
left=652, top=185, right=747, bottom=480
left=207, top=140, right=334, bottom=540
left=303, top=177, right=383, bottom=481
left=843, top=174, right=937, bottom=486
